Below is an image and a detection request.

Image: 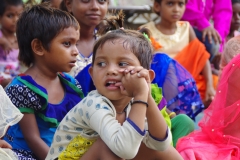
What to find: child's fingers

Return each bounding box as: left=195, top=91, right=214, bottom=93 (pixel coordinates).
left=0, top=140, right=12, bottom=149
left=118, top=66, right=143, bottom=74
left=137, top=70, right=151, bottom=83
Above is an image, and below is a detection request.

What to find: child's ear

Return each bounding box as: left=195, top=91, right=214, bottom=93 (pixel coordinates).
left=31, top=39, right=44, bottom=56
left=64, top=0, right=73, bottom=13
left=149, top=69, right=155, bottom=82
left=88, top=66, right=93, bottom=79
left=153, top=1, right=161, bottom=15
left=88, top=66, right=96, bottom=86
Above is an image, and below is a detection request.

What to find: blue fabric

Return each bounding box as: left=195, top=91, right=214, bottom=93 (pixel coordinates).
left=5, top=73, right=83, bottom=126
left=151, top=53, right=204, bottom=120
left=76, top=54, right=204, bottom=120
left=5, top=116, right=56, bottom=151
left=76, top=64, right=95, bottom=96
left=4, top=72, right=83, bottom=152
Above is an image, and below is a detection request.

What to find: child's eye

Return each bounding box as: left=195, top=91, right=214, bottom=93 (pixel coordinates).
left=119, top=62, right=128, bottom=67
left=179, top=2, right=185, bottom=6
left=97, top=62, right=106, bottom=67
left=98, top=0, right=107, bottom=3
left=7, top=14, right=13, bottom=18
left=167, top=2, right=173, bottom=6
left=81, top=0, right=90, bottom=2
left=63, top=42, right=71, bottom=47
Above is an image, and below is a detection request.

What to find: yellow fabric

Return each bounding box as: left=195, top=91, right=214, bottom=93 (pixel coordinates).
left=58, top=135, right=96, bottom=160
left=140, top=21, right=189, bottom=58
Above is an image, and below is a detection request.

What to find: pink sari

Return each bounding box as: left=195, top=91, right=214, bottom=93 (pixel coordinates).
left=176, top=53, right=240, bottom=160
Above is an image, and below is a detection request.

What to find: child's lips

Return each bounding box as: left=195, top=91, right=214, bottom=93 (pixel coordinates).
left=172, top=15, right=180, bottom=19
left=69, top=61, right=76, bottom=66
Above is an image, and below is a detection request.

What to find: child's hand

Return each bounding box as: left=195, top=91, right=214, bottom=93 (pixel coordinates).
left=0, top=140, right=12, bottom=149
left=202, top=26, right=221, bottom=44
left=204, top=84, right=216, bottom=106
left=119, top=68, right=149, bottom=98
left=0, top=37, right=12, bottom=55
left=119, top=66, right=152, bottom=94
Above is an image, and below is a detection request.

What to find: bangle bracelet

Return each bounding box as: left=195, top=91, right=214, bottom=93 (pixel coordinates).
left=131, top=100, right=148, bottom=107
left=169, top=112, right=176, bottom=117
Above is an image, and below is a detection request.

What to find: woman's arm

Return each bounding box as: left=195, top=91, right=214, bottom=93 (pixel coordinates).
left=19, top=113, right=49, bottom=160
left=202, top=61, right=216, bottom=102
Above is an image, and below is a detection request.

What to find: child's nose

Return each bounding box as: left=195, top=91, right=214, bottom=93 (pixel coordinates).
left=107, top=65, right=118, bottom=75
left=90, top=0, right=100, bottom=10
left=173, top=5, right=180, bottom=12
left=72, top=46, right=79, bottom=57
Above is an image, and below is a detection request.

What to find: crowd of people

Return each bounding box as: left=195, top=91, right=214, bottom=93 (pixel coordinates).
left=0, top=0, right=238, bottom=159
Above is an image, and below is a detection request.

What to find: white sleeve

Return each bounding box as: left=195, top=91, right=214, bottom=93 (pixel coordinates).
left=142, top=127, right=172, bottom=151
left=82, top=94, right=145, bottom=159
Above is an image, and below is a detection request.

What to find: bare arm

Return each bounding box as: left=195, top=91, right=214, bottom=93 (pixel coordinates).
left=201, top=60, right=215, bottom=101
left=146, top=96, right=168, bottom=139
left=19, top=114, right=49, bottom=160
left=189, top=25, right=197, bottom=42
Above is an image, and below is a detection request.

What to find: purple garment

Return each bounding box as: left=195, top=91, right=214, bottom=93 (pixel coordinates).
left=0, top=30, right=19, bottom=76
left=181, top=0, right=232, bottom=50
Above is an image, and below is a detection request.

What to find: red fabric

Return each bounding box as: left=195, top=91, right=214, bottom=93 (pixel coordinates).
left=176, top=54, right=240, bottom=160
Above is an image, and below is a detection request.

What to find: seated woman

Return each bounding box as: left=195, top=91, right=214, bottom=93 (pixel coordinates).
left=176, top=36, right=240, bottom=160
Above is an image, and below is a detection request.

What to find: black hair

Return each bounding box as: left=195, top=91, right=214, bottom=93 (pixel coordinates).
left=232, top=0, right=240, bottom=4
left=0, top=0, right=23, bottom=16
left=17, top=3, right=80, bottom=67
left=93, top=11, right=153, bottom=69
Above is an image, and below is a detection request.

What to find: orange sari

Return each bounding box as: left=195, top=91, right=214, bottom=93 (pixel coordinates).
left=174, top=38, right=218, bottom=99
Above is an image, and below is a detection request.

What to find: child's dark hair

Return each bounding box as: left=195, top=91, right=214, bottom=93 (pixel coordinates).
left=17, top=3, right=80, bottom=67
left=232, top=0, right=240, bottom=4
left=93, top=11, right=153, bottom=69
left=0, top=0, right=23, bottom=16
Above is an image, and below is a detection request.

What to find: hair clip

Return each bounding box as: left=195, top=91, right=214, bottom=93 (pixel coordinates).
left=143, top=33, right=151, bottom=42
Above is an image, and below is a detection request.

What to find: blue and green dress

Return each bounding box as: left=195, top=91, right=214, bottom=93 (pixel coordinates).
left=4, top=73, right=84, bottom=160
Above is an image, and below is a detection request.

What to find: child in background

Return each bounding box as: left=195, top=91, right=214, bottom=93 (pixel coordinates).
left=181, top=0, right=232, bottom=58
left=4, top=4, right=84, bottom=160
left=176, top=36, right=240, bottom=160
left=46, top=27, right=183, bottom=160
left=140, top=0, right=216, bottom=107
left=60, top=0, right=109, bottom=76
left=227, top=0, right=240, bottom=41
left=0, top=0, right=24, bottom=87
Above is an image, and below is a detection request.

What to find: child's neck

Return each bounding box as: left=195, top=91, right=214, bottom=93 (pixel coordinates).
left=157, top=20, right=178, bottom=35
left=1, top=28, right=18, bottom=49
left=77, top=25, right=96, bottom=57
left=1, top=28, right=15, bottom=38
left=111, top=98, right=131, bottom=114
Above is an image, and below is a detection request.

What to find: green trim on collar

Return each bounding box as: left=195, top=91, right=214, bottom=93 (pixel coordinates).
left=58, top=74, right=84, bottom=99
left=37, top=113, right=59, bottom=127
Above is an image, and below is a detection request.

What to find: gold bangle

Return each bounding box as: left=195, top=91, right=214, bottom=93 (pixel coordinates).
left=169, top=112, right=176, bottom=117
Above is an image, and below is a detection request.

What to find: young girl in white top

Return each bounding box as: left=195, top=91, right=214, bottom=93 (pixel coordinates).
left=46, top=22, right=183, bottom=160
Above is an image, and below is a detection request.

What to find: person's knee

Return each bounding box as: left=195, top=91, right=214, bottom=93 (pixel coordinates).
left=172, top=114, right=195, bottom=131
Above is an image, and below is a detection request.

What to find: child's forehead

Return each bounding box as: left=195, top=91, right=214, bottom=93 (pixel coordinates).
left=95, top=40, right=139, bottom=59
left=4, top=5, right=23, bottom=13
